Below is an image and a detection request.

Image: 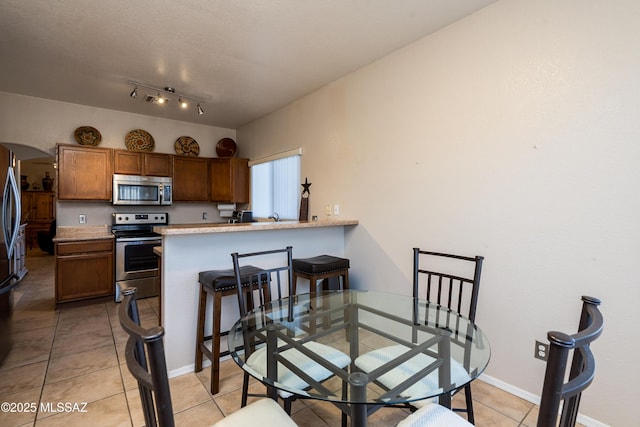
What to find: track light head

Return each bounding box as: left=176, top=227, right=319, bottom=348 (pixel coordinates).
left=128, top=81, right=203, bottom=115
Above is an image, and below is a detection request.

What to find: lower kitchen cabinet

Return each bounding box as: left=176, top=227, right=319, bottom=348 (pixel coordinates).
left=55, top=239, right=114, bottom=303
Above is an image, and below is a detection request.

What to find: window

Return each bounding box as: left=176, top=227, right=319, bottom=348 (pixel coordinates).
left=250, top=148, right=301, bottom=220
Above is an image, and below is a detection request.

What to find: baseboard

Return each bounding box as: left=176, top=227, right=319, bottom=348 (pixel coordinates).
left=479, top=374, right=609, bottom=427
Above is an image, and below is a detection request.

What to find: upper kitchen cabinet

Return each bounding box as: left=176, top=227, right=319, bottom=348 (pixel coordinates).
left=210, top=158, right=249, bottom=203
left=172, top=156, right=209, bottom=201
left=57, top=144, right=113, bottom=201
left=113, top=150, right=172, bottom=177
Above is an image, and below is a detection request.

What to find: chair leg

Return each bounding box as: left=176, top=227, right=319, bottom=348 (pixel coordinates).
left=194, top=285, right=206, bottom=372
left=464, top=384, right=475, bottom=424
left=210, top=292, right=223, bottom=395
left=341, top=379, right=348, bottom=427
left=241, top=372, right=250, bottom=407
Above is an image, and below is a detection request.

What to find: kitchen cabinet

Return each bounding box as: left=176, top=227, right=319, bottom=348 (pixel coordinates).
left=57, top=144, right=113, bottom=201
left=21, top=191, right=55, bottom=250
left=172, top=156, right=209, bottom=201
left=114, top=150, right=172, bottom=177
left=209, top=157, right=249, bottom=203
left=55, top=239, right=114, bottom=302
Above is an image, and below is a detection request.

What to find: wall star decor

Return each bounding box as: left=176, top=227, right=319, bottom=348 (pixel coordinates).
left=299, top=177, right=311, bottom=221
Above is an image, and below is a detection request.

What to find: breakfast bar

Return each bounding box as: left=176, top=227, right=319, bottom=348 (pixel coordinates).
left=153, top=219, right=358, bottom=375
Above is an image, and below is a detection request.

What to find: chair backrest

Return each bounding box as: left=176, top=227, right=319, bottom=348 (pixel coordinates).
left=118, top=288, right=175, bottom=427
left=231, top=246, right=294, bottom=316
left=537, top=296, right=604, bottom=427
left=413, top=248, right=484, bottom=321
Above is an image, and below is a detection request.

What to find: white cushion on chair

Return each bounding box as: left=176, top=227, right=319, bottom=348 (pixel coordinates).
left=212, top=398, right=298, bottom=427
left=396, top=402, right=473, bottom=427
left=354, top=344, right=471, bottom=403
left=246, top=340, right=351, bottom=399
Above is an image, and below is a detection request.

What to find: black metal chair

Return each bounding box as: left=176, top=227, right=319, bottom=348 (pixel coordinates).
left=231, top=246, right=351, bottom=414
left=390, top=295, right=603, bottom=427
left=537, top=296, right=604, bottom=427
left=411, top=249, right=483, bottom=422
left=119, top=287, right=297, bottom=427
left=354, top=248, right=484, bottom=423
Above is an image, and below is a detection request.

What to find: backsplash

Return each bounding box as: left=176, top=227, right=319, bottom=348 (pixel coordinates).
left=55, top=201, right=225, bottom=227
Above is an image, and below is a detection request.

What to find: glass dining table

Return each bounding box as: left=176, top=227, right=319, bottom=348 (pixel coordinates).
left=228, top=289, right=491, bottom=427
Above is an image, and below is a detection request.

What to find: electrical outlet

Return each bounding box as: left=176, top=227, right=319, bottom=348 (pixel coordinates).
left=534, top=340, right=549, bottom=361
left=79, top=214, right=87, bottom=224
left=202, top=212, right=207, bottom=220
left=333, top=204, right=340, bottom=215
left=325, top=204, right=331, bottom=215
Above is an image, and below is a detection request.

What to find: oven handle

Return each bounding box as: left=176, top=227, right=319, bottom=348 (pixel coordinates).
left=115, top=237, right=162, bottom=243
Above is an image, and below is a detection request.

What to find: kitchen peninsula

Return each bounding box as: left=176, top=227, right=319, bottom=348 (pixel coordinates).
left=153, top=219, right=358, bottom=375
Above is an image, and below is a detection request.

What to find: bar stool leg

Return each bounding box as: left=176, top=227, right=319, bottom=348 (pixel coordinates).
left=195, top=284, right=206, bottom=372
left=211, top=292, right=223, bottom=395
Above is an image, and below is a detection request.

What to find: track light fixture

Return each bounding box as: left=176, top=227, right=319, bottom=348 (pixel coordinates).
left=127, top=81, right=205, bottom=116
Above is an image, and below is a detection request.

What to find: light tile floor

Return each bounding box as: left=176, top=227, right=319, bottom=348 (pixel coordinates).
left=0, top=250, right=553, bottom=427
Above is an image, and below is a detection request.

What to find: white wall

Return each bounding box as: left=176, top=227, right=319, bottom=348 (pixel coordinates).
left=0, top=91, right=236, bottom=225
left=238, top=1, right=639, bottom=425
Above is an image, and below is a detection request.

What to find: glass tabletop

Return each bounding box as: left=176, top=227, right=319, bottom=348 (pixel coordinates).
left=228, top=289, right=491, bottom=406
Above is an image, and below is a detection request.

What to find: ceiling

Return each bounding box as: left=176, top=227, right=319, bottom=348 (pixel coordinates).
left=0, top=0, right=496, bottom=129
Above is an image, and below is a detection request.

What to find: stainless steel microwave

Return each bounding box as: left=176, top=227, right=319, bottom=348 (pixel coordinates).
left=112, top=174, right=172, bottom=205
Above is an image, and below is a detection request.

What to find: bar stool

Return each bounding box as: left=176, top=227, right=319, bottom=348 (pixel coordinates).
left=195, top=265, right=268, bottom=395
left=292, top=255, right=350, bottom=293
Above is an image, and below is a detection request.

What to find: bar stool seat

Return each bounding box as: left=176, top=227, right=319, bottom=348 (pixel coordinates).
left=195, top=265, right=267, bottom=395
left=292, top=255, right=350, bottom=293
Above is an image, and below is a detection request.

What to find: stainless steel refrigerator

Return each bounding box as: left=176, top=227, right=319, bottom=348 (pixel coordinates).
left=0, top=145, right=22, bottom=364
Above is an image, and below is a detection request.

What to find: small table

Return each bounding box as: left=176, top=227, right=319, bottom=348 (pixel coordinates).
left=228, top=290, right=490, bottom=427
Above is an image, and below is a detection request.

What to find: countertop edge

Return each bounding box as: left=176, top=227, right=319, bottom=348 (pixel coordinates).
left=154, top=219, right=358, bottom=235
left=53, top=226, right=114, bottom=242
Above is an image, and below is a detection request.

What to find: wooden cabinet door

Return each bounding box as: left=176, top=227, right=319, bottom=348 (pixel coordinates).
left=57, top=145, right=113, bottom=200
left=114, top=150, right=171, bottom=177
left=114, top=150, right=142, bottom=175
left=210, top=158, right=249, bottom=203
left=55, top=240, right=114, bottom=302
left=173, top=156, right=209, bottom=201
left=144, top=153, right=172, bottom=177
left=33, top=192, right=55, bottom=220
left=21, top=192, right=33, bottom=223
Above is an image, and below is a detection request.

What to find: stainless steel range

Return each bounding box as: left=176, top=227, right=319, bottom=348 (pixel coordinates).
left=112, top=212, right=168, bottom=302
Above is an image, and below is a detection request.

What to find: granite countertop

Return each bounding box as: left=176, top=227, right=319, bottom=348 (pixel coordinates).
left=153, top=219, right=358, bottom=235
left=53, top=226, right=114, bottom=242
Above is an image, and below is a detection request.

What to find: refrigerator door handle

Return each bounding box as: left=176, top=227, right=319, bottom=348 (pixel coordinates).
left=2, top=167, right=20, bottom=260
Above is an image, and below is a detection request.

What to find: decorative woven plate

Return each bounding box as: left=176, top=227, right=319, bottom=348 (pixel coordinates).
left=216, top=137, right=237, bottom=157
left=74, top=126, right=102, bottom=146
left=174, top=136, right=200, bottom=156
left=125, top=129, right=155, bottom=152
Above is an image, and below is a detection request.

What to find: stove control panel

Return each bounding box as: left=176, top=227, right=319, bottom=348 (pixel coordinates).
left=112, top=212, right=169, bottom=225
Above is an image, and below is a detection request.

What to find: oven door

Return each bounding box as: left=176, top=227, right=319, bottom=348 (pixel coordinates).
left=115, top=237, right=161, bottom=281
